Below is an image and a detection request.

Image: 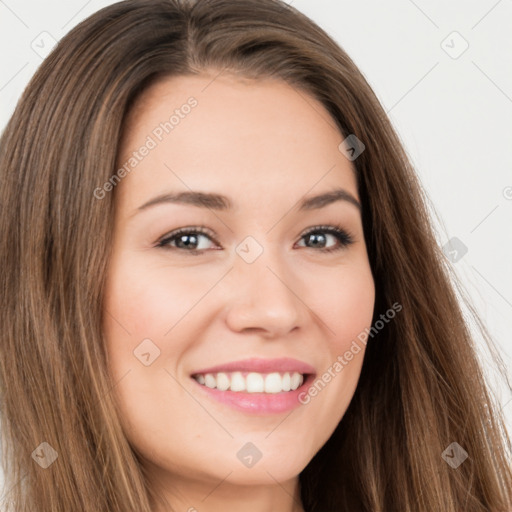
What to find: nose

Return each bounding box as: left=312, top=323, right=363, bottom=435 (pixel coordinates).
left=224, top=248, right=305, bottom=337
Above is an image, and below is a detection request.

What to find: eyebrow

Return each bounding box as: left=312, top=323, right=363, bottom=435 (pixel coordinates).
left=133, top=187, right=361, bottom=216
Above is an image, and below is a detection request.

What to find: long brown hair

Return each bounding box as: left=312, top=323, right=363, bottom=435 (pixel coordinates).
left=0, top=0, right=510, bottom=510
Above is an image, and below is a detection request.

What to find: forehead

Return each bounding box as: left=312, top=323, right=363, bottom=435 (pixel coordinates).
left=116, top=72, right=358, bottom=212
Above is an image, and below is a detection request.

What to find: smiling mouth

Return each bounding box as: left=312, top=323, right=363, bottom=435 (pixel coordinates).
left=191, top=371, right=309, bottom=394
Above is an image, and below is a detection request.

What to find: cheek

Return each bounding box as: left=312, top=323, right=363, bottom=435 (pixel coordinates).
left=101, top=260, right=205, bottom=445
left=301, top=260, right=374, bottom=403
left=103, top=258, right=211, bottom=342
left=311, top=262, right=375, bottom=350
left=291, top=263, right=374, bottom=449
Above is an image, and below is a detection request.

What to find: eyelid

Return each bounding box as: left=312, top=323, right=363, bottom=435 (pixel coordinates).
left=295, top=224, right=354, bottom=251
left=156, top=226, right=219, bottom=248
left=155, top=224, right=354, bottom=252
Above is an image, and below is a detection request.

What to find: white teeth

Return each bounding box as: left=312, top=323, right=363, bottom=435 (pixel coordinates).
left=215, top=372, right=230, bottom=391
left=193, top=371, right=305, bottom=393
left=282, top=372, right=291, bottom=391
left=290, top=372, right=302, bottom=390
left=246, top=372, right=264, bottom=392
left=264, top=372, right=282, bottom=393
left=204, top=374, right=216, bottom=388
left=230, top=372, right=246, bottom=392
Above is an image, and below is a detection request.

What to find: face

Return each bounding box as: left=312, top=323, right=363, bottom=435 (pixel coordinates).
left=103, top=71, right=375, bottom=507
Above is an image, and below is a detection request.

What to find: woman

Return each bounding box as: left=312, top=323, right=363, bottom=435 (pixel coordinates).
left=0, top=0, right=510, bottom=510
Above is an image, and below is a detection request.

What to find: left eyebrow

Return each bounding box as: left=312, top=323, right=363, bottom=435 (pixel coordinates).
left=131, top=187, right=361, bottom=217
left=298, top=188, right=361, bottom=211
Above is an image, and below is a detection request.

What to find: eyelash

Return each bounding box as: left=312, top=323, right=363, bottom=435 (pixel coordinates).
left=155, top=224, right=354, bottom=255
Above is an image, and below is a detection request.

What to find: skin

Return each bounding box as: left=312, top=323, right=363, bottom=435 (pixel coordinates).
left=103, top=71, right=375, bottom=512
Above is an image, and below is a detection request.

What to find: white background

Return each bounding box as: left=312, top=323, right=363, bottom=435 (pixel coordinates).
left=1, top=0, right=511, bottom=489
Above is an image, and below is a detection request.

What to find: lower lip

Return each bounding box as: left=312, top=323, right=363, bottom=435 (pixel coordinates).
left=191, top=374, right=315, bottom=414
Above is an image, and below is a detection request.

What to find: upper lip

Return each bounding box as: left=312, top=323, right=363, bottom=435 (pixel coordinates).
left=191, top=357, right=316, bottom=376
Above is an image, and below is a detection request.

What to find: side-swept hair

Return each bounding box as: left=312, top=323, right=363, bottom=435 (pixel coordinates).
left=1, top=0, right=510, bottom=510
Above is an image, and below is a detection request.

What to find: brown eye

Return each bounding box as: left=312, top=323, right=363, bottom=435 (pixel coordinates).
left=155, top=224, right=354, bottom=255
left=297, top=225, right=354, bottom=253
left=156, top=227, right=218, bottom=253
